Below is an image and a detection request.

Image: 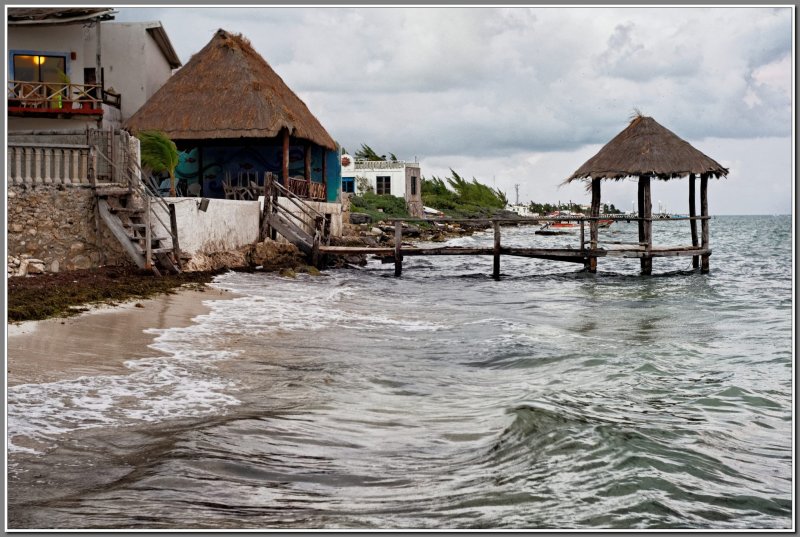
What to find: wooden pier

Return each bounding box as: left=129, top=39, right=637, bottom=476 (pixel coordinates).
left=318, top=215, right=712, bottom=279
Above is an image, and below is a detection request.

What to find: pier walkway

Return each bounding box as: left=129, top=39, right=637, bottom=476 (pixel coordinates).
left=316, top=216, right=711, bottom=279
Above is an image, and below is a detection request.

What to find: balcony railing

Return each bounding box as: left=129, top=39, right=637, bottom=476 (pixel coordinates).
left=288, top=176, right=327, bottom=201
left=353, top=160, right=419, bottom=170
left=8, top=80, right=104, bottom=115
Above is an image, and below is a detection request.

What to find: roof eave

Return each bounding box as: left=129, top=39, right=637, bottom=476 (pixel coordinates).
left=146, top=24, right=182, bottom=69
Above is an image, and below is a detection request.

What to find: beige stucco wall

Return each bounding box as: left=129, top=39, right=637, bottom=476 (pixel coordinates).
left=102, top=22, right=174, bottom=120
left=151, top=198, right=261, bottom=256
left=8, top=24, right=93, bottom=83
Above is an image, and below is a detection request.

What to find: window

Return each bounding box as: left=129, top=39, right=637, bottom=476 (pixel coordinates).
left=410, top=176, right=417, bottom=196
left=376, top=176, right=391, bottom=195
left=342, top=177, right=355, bottom=193
left=12, top=54, right=66, bottom=83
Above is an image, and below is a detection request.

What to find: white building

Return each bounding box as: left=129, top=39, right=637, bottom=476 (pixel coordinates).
left=7, top=8, right=181, bottom=132
left=340, top=155, right=424, bottom=217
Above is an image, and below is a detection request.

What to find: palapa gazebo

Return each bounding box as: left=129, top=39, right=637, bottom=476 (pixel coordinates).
left=125, top=29, right=340, bottom=202
left=565, top=114, right=728, bottom=274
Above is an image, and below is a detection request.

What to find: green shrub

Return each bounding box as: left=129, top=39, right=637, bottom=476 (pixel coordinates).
left=350, top=193, right=410, bottom=222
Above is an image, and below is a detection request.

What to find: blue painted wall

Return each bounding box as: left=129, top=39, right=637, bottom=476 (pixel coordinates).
left=325, top=149, right=342, bottom=203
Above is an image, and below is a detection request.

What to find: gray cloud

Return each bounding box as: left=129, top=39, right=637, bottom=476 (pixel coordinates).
left=114, top=6, right=792, bottom=213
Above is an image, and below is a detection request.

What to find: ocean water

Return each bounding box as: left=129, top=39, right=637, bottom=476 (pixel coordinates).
left=7, top=215, right=794, bottom=529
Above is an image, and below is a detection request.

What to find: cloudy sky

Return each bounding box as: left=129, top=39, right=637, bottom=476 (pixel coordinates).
left=116, top=6, right=793, bottom=214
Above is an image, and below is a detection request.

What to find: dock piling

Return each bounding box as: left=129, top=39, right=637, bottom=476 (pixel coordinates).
left=394, top=221, right=403, bottom=277
left=492, top=220, right=501, bottom=280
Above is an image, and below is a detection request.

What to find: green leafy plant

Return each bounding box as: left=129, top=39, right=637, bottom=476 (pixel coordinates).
left=350, top=193, right=410, bottom=221
left=138, top=130, right=179, bottom=196
left=422, top=170, right=508, bottom=218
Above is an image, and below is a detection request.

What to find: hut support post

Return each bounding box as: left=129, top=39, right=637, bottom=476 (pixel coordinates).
left=281, top=128, right=290, bottom=188
left=589, top=178, right=600, bottom=273
left=689, top=173, right=699, bottom=269
left=394, top=221, right=403, bottom=277
left=639, top=175, right=652, bottom=275
left=492, top=220, right=501, bottom=280
left=700, top=173, right=710, bottom=273
left=304, top=143, right=312, bottom=183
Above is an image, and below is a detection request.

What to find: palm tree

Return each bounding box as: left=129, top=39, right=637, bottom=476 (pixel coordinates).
left=138, top=130, right=179, bottom=196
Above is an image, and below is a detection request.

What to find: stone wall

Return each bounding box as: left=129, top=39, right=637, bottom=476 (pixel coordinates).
left=7, top=184, right=131, bottom=276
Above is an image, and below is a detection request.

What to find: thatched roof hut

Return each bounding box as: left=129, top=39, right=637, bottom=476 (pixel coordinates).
left=125, top=29, right=336, bottom=150
left=566, top=115, right=728, bottom=182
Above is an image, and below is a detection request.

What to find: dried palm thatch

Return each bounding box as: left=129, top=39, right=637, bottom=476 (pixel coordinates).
left=124, top=29, right=336, bottom=150
left=565, top=115, right=728, bottom=183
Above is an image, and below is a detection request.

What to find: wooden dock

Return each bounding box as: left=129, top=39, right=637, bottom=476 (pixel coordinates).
left=318, top=216, right=712, bottom=279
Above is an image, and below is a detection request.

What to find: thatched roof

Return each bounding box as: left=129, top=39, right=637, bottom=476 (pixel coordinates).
left=124, top=29, right=336, bottom=150
left=566, top=115, right=728, bottom=182
left=7, top=8, right=116, bottom=24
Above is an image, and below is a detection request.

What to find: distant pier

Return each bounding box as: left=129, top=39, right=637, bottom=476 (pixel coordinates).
left=318, top=216, right=712, bottom=279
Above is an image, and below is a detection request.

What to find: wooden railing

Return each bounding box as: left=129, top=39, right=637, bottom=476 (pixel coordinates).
left=353, top=160, right=419, bottom=170
left=7, top=143, right=95, bottom=185
left=8, top=80, right=103, bottom=113
left=287, top=176, right=327, bottom=201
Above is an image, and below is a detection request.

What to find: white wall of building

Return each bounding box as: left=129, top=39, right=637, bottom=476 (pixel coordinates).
left=340, top=155, right=423, bottom=216
left=152, top=198, right=261, bottom=255
left=102, top=22, right=175, bottom=120
left=8, top=24, right=93, bottom=83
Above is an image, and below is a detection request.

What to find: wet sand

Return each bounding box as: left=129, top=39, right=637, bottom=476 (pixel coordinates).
left=7, top=286, right=236, bottom=387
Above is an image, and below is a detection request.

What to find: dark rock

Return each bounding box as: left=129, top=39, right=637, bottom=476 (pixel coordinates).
left=350, top=212, right=372, bottom=225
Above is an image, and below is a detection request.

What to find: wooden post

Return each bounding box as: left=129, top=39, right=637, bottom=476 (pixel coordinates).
left=304, top=143, right=312, bottom=182
left=312, top=216, right=322, bottom=268
left=282, top=128, right=290, bottom=188
left=689, top=173, right=699, bottom=269
left=168, top=203, right=181, bottom=268
left=144, top=195, right=152, bottom=270
left=270, top=174, right=279, bottom=241
left=700, top=173, right=710, bottom=273
left=394, top=221, right=403, bottom=277
left=639, top=175, right=652, bottom=275
left=492, top=220, right=501, bottom=280
left=589, top=177, right=600, bottom=273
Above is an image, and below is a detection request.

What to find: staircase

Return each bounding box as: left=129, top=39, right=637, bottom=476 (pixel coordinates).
left=262, top=177, right=331, bottom=267
left=91, top=129, right=182, bottom=276
left=96, top=187, right=180, bottom=275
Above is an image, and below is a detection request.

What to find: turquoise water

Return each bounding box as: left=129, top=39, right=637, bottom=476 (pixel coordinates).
left=7, top=215, right=793, bottom=529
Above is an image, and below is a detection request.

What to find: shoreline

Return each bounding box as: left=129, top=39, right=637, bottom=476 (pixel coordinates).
left=7, top=285, right=237, bottom=387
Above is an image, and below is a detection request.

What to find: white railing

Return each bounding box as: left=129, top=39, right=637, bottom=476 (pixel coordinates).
left=353, top=160, right=419, bottom=170
left=7, top=143, right=94, bottom=185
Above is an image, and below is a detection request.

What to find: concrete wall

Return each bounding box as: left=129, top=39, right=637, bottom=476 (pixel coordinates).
left=277, top=198, right=343, bottom=238
left=151, top=198, right=261, bottom=256
left=7, top=184, right=130, bottom=274
left=404, top=166, right=423, bottom=217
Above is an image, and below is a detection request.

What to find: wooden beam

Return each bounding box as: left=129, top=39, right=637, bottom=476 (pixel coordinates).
left=700, top=173, right=710, bottom=273
left=304, top=142, right=312, bottom=182
left=282, top=128, right=290, bottom=188
left=589, top=178, right=601, bottom=273
left=689, top=173, right=699, bottom=269
left=639, top=175, right=652, bottom=275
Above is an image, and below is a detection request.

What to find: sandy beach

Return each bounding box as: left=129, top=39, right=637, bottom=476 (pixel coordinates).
left=7, top=286, right=236, bottom=387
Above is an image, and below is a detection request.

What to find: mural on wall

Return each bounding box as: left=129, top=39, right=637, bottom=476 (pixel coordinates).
left=173, top=142, right=340, bottom=201
left=175, top=144, right=330, bottom=198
